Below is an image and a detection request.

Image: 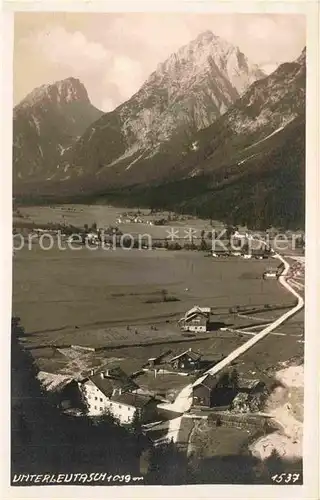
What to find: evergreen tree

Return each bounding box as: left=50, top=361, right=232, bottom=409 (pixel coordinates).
left=263, top=448, right=283, bottom=477
left=130, top=409, right=143, bottom=435
left=161, top=289, right=168, bottom=302
left=226, top=225, right=235, bottom=240
left=146, top=440, right=187, bottom=484
left=230, top=368, right=240, bottom=390
left=200, top=239, right=208, bottom=251
left=11, top=317, right=144, bottom=479
left=217, top=372, right=230, bottom=388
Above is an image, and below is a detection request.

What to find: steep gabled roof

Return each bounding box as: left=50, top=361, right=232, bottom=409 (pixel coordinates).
left=186, top=305, right=211, bottom=317
left=185, top=313, right=208, bottom=323
left=83, top=367, right=139, bottom=398
left=192, top=373, right=218, bottom=390
left=179, top=305, right=210, bottom=323
left=37, top=371, right=74, bottom=393
left=111, top=392, right=153, bottom=409
left=169, top=349, right=201, bottom=362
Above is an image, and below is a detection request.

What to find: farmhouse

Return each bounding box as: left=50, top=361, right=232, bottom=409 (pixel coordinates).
left=167, top=349, right=202, bottom=371
left=192, top=373, right=266, bottom=410
left=37, top=370, right=74, bottom=393
left=263, top=264, right=283, bottom=279
left=251, top=249, right=269, bottom=259
left=36, top=371, right=86, bottom=413
left=178, top=306, right=211, bottom=333
left=86, top=232, right=99, bottom=244
left=192, top=374, right=220, bottom=408
left=233, top=230, right=248, bottom=239
left=37, top=371, right=76, bottom=405
left=146, top=348, right=202, bottom=374
left=78, top=367, right=156, bottom=424
left=108, top=392, right=157, bottom=424
left=263, top=269, right=277, bottom=279
left=212, top=248, right=229, bottom=257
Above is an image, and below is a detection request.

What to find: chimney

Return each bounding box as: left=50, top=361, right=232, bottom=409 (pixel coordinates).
left=105, top=369, right=110, bottom=377
left=90, top=369, right=94, bottom=376
left=100, top=372, right=105, bottom=379
left=119, top=388, right=122, bottom=395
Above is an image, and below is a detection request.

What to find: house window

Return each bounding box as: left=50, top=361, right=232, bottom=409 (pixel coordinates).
left=100, top=407, right=103, bottom=411
left=95, top=397, right=98, bottom=400
left=94, top=406, right=97, bottom=410
left=100, top=398, right=103, bottom=402
left=118, top=405, right=122, bottom=409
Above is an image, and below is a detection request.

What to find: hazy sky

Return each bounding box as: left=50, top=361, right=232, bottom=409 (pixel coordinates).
left=14, top=12, right=305, bottom=111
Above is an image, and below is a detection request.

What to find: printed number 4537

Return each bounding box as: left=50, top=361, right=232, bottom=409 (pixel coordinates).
left=271, top=473, right=301, bottom=484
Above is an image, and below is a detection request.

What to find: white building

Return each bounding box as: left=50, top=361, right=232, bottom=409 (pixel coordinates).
left=263, top=270, right=277, bottom=279
left=178, top=306, right=211, bottom=333
left=233, top=230, right=248, bottom=239
left=242, top=253, right=252, bottom=259
left=86, top=232, right=99, bottom=244
left=78, top=368, right=156, bottom=424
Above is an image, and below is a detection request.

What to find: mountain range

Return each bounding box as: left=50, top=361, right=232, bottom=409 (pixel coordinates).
left=13, top=32, right=305, bottom=229
left=13, top=77, right=103, bottom=182
left=13, top=31, right=264, bottom=184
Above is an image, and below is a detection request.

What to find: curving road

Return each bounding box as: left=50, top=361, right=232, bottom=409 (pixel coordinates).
left=156, top=252, right=305, bottom=441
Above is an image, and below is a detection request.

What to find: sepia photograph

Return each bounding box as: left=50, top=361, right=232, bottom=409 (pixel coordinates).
left=3, top=1, right=318, bottom=496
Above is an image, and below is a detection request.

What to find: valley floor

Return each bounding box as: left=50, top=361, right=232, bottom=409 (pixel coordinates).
left=12, top=204, right=305, bottom=479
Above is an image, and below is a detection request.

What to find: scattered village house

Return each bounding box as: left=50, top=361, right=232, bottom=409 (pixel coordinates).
left=167, top=349, right=202, bottom=371
left=145, top=348, right=202, bottom=375
left=78, top=367, right=157, bottom=424
left=192, top=373, right=266, bottom=409
left=178, top=306, right=211, bottom=333
left=37, top=371, right=80, bottom=411
left=192, top=374, right=221, bottom=408
left=263, top=263, right=284, bottom=279
left=212, top=247, right=230, bottom=256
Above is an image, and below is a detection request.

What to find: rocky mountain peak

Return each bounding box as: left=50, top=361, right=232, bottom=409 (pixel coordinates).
left=296, top=46, right=306, bottom=65
left=193, top=30, right=232, bottom=52
left=14, top=29, right=269, bottom=187
left=195, top=29, right=216, bottom=41
left=13, top=77, right=103, bottom=182
left=153, top=30, right=264, bottom=96
left=17, top=77, right=90, bottom=110
left=59, top=30, right=267, bottom=180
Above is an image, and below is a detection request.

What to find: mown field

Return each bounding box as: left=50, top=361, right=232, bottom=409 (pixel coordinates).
left=12, top=204, right=303, bottom=384
left=13, top=244, right=292, bottom=335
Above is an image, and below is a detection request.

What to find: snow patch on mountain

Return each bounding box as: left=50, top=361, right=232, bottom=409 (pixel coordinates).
left=125, top=152, right=145, bottom=171
left=243, top=119, right=295, bottom=152
left=31, top=115, right=41, bottom=134
left=78, top=29, right=266, bottom=172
